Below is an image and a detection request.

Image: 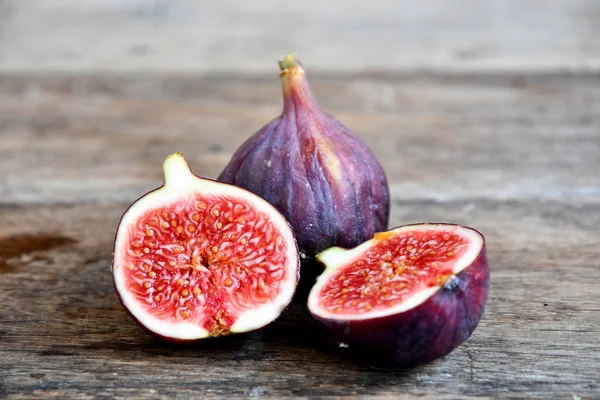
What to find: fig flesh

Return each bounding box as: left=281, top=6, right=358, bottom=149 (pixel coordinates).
left=112, top=153, right=299, bottom=341
left=218, top=53, right=390, bottom=264
left=307, top=223, right=489, bottom=367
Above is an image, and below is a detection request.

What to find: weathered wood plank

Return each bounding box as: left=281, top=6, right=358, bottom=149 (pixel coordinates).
left=1, top=73, right=599, bottom=205
left=1, top=0, right=600, bottom=73
left=0, top=200, right=598, bottom=399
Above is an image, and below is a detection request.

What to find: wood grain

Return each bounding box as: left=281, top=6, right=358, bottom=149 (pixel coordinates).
left=1, top=0, right=600, bottom=73
left=1, top=72, right=599, bottom=399
left=1, top=72, right=599, bottom=205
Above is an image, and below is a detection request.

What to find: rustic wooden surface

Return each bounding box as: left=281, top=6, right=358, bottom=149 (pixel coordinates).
left=1, top=72, right=599, bottom=399
left=1, top=1, right=600, bottom=399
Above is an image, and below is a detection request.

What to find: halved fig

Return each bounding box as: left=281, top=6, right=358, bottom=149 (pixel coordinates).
left=308, top=223, right=489, bottom=367
left=112, top=153, right=299, bottom=341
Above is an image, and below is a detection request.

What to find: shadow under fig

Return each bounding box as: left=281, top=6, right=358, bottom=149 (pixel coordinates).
left=66, top=255, right=443, bottom=373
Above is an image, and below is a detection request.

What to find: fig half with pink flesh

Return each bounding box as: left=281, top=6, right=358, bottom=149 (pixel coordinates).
left=112, top=153, right=299, bottom=341
left=308, top=223, right=489, bottom=367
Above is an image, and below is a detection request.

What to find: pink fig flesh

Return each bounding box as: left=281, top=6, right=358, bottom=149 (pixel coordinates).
left=308, top=223, right=489, bottom=367
left=112, top=153, right=300, bottom=341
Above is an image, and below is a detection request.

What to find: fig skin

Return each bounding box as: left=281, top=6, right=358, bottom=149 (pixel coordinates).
left=218, top=53, right=390, bottom=264
left=310, top=225, right=489, bottom=368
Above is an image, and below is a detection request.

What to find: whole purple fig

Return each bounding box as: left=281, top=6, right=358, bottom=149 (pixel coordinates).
left=218, top=53, right=390, bottom=266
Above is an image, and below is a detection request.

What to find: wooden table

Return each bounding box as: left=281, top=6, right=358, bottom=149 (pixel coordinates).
left=1, top=1, right=599, bottom=399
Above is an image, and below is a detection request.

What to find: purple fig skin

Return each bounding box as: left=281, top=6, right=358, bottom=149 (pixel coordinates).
left=312, top=240, right=489, bottom=368
left=218, top=53, right=390, bottom=263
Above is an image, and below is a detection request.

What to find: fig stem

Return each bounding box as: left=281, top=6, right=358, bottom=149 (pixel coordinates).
left=278, top=52, right=300, bottom=71
left=163, top=152, right=196, bottom=189
left=278, top=52, right=316, bottom=113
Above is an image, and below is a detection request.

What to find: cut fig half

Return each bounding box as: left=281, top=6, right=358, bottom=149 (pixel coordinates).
left=112, top=153, right=299, bottom=341
left=308, top=223, right=489, bottom=367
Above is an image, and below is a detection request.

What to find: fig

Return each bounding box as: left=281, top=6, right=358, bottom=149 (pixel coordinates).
left=218, top=53, right=390, bottom=265
left=112, top=153, right=299, bottom=341
left=307, top=223, right=489, bottom=367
